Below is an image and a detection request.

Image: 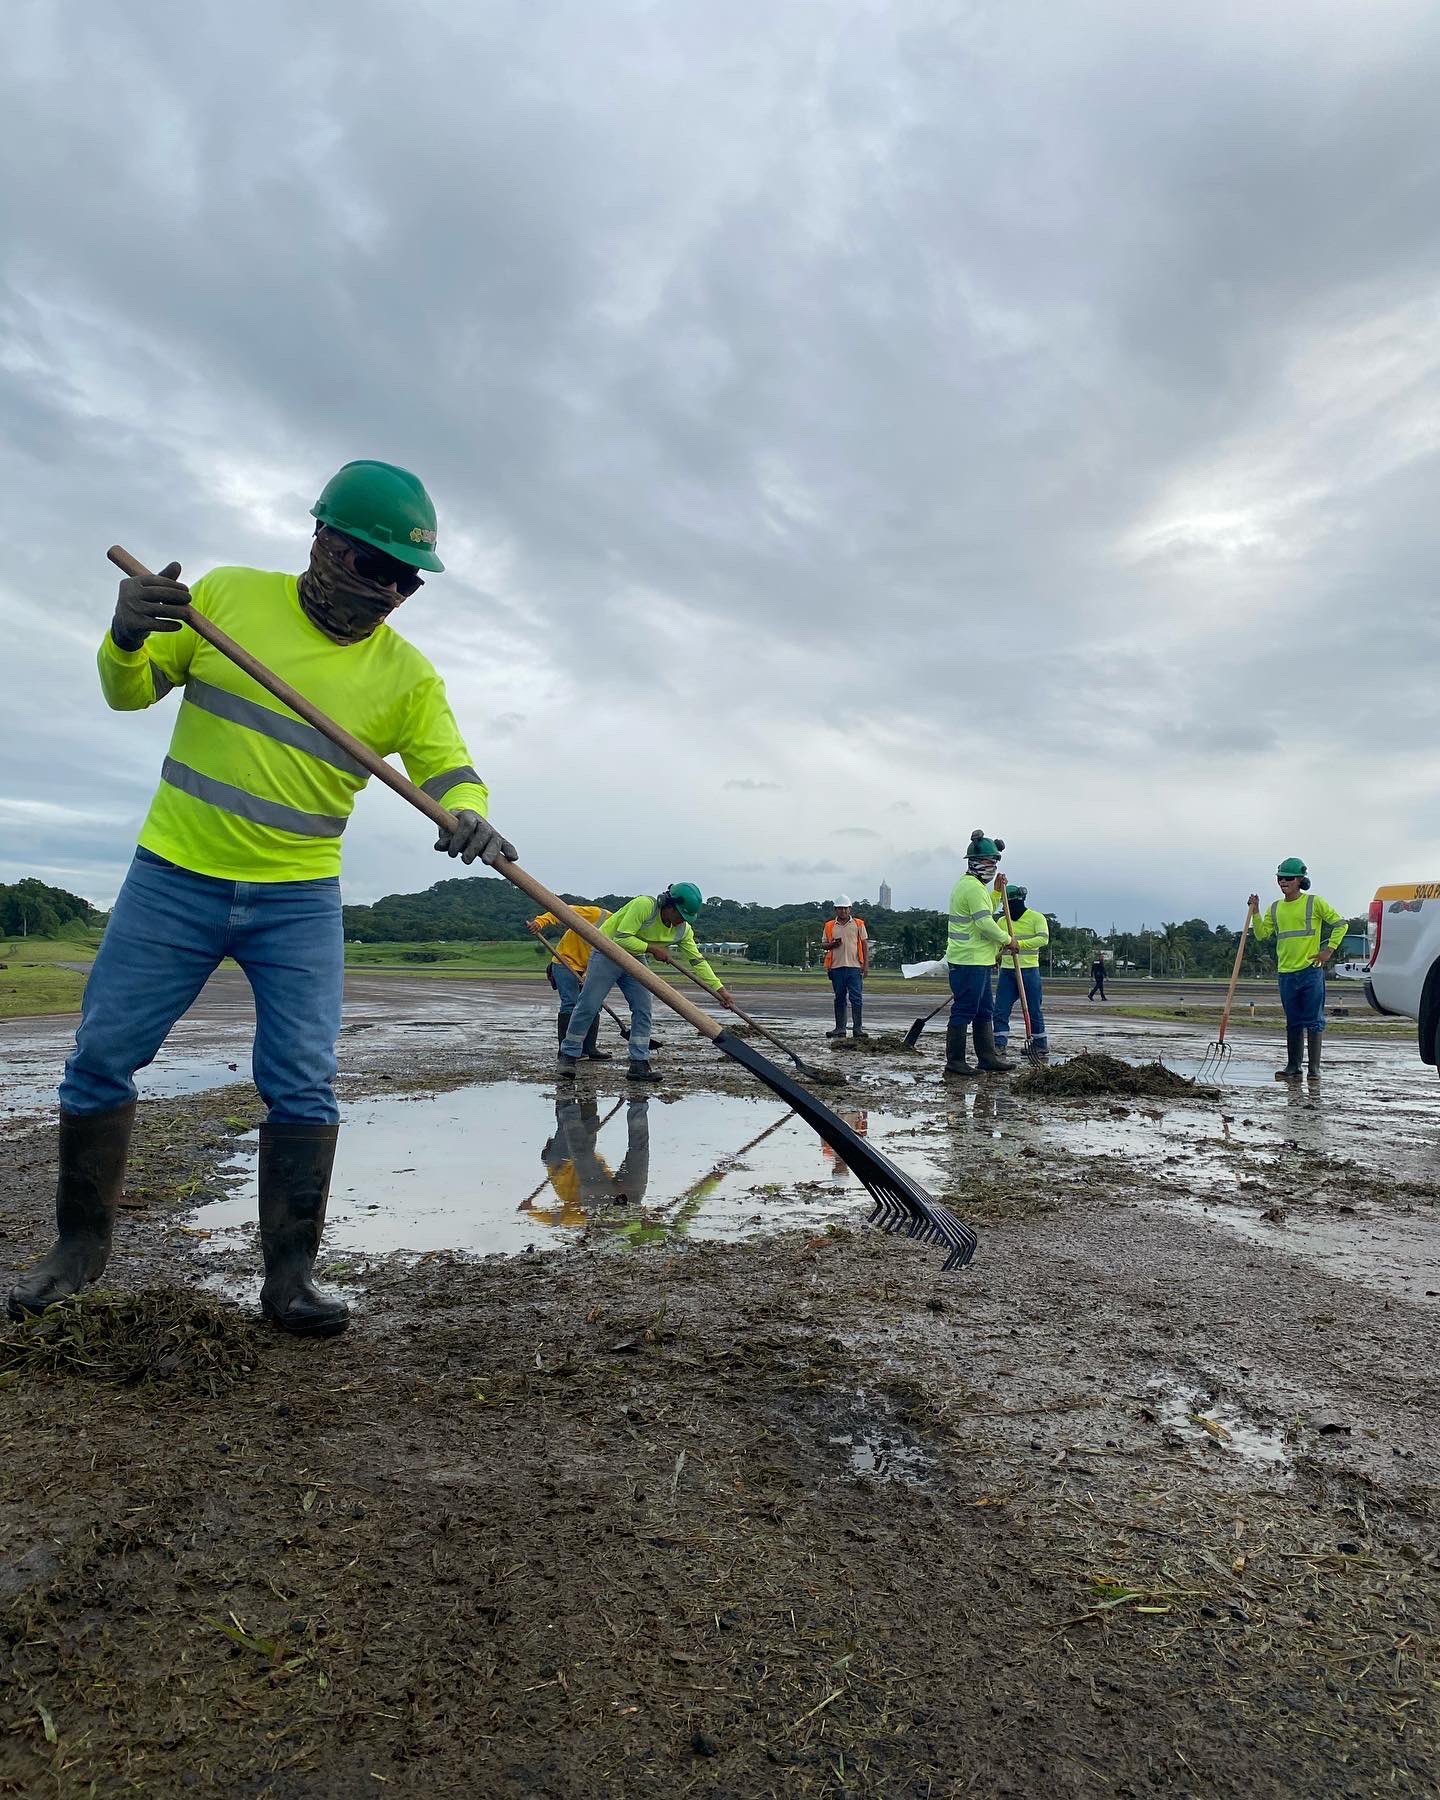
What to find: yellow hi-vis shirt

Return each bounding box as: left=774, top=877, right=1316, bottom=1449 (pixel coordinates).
left=531, top=905, right=610, bottom=973
left=97, top=567, right=490, bottom=882
left=602, top=896, right=723, bottom=993
left=992, top=905, right=1049, bottom=969
left=1250, top=892, right=1347, bottom=974
left=945, top=873, right=1011, bottom=966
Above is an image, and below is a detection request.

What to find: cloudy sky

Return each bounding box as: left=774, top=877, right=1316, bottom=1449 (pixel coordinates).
left=4, top=0, right=1440, bottom=929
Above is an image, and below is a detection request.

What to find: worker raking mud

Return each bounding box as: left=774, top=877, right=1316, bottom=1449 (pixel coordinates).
left=1248, top=857, right=1347, bottom=1082
left=943, top=831, right=1020, bottom=1078
left=557, top=885, right=736, bottom=1083
left=7, top=461, right=510, bottom=1337
left=528, top=903, right=615, bottom=1061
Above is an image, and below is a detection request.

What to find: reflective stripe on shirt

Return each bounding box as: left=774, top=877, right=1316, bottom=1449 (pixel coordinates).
left=160, top=756, right=349, bottom=838
left=1269, top=896, right=1315, bottom=940
left=182, top=677, right=367, bottom=778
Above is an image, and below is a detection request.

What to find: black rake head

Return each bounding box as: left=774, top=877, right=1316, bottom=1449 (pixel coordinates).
left=713, top=1030, right=977, bottom=1271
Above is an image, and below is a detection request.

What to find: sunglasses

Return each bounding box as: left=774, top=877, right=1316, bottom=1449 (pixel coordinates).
left=330, top=530, right=425, bottom=596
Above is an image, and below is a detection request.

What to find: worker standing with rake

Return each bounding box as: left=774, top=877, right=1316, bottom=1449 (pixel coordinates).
left=1248, top=857, right=1347, bottom=1081
left=991, top=883, right=1049, bottom=1057
left=943, top=832, right=1020, bottom=1078
left=7, top=462, right=509, bottom=1338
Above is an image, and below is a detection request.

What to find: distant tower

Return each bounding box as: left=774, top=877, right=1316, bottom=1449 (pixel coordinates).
left=878, top=879, right=893, bottom=911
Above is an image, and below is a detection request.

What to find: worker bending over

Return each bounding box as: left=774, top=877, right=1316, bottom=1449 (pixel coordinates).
left=1248, top=857, right=1346, bottom=1081
left=8, top=461, right=510, bottom=1337
left=822, top=896, right=869, bottom=1039
left=528, top=904, right=613, bottom=1061
left=944, top=831, right=1019, bottom=1078
left=992, top=882, right=1049, bottom=1056
left=558, top=884, right=735, bottom=1083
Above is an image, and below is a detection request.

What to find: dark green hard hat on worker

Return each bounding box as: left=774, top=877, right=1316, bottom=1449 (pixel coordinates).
left=1276, top=856, right=1311, bottom=891
left=662, top=881, right=703, bottom=922
left=311, top=460, right=445, bottom=573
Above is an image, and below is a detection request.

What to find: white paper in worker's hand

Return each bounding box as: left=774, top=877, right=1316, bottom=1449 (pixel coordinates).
left=901, top=959, right=947, bottom=979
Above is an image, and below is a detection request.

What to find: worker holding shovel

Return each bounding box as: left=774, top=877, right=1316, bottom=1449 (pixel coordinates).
left=558, top=885, right=736, bottom=1083
left=991, top=884, right=1049, bottom=1057
left=527, top=904, right=614, bottom=1061
left=944, top=832, right=1020, bottom=1078
left=1248, top=857, right=1347, bottom=1081
left=7, top=462, right=508, bottom=1338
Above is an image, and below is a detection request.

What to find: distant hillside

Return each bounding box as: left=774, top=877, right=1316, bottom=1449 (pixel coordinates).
left=341, top=877, right=949, bottom=963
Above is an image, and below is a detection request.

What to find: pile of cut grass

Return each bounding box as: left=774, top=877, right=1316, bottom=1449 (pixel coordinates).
left=1014, top=1051, right=1217, bottom=1101
left=0, top=1287, right=260, bottom=1395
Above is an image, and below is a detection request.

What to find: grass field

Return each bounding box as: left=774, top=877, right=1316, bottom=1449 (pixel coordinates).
left=0, top=932, right=99, bottom=1019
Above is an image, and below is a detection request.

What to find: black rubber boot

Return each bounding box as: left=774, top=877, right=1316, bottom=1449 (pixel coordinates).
left=973, top=1019, right=1014, bottom=1074
left=943, top=1020, right=975, bottom=1079
left=1307, top=1031, right=1322, bottom=1080
left=627, top=1062, right=662, bottom=1085
left=1274, top=1025, right=1304, bottom=1081
left=581, top=1013, right=612, bottom=1062
left=7, top=1102, right=135, bottom=1319
left=851, top=999, right=868, bottom=1040
left=826, top=993, right=846, bottom=1039
left=257, top=1122, right=349, bottom=1338
left=557, top=1008, right=573, bottom=1051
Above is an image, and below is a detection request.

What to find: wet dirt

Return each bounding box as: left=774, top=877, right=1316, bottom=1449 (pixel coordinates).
left=2, top=973, right=1438, bottom=1796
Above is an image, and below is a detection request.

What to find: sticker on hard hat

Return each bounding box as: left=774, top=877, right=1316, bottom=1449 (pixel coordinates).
left=409, top=527, right=437, bottom=545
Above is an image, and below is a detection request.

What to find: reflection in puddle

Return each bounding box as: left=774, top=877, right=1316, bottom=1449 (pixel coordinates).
left=187, top=1082, right=947, bottom=1262
left=1, top=1048, right=246, bottom=1131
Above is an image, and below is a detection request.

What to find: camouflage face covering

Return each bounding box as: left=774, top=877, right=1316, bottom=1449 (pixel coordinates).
left=297, top=530, right=403, bottom=644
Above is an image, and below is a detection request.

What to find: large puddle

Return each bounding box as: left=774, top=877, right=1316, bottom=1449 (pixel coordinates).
left=188, top=1082, right=948, bottom=1263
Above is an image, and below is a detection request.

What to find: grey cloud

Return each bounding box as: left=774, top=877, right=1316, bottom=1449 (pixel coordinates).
left=3, top=2, right=1437, bottom=921
left=830, top=827, right=880, bottom=839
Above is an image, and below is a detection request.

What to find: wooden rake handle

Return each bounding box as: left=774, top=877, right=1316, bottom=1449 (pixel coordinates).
left=105, top=545, right=726, bottom=1044
left=1216, top=912, right=1252, bottom=1046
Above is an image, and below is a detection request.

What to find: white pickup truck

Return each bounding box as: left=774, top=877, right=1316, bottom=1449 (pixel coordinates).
left=1365, top=882, right=1440, bottom=1067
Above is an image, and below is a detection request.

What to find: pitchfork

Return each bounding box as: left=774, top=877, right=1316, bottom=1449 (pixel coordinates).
left=1196, top=912, right=1251, bottom=1082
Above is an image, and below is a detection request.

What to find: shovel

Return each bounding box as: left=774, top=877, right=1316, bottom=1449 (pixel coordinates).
left=662, top=957, right=845, bottom=1087
left=902, top=997, right=949, bottom=1051
left=534, top=931, right=662, bottom=1049
left=106, top=547, right=973, bottom=1270
left=1196, top=913, right=1251, bottom=1083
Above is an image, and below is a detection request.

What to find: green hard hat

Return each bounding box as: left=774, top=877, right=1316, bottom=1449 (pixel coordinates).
left=311, top=460, right=445, bottom=572
left=665, top=881, right=703, bottom=922
left=967, top=829, right=1005, bottom=863
left=1276, top=855, right=1311, bottom=889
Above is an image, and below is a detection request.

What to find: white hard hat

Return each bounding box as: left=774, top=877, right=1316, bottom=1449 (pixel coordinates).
left=833, top=894, right=852, bottom=908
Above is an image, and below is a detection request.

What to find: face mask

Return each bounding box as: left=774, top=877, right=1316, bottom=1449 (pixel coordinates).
left=298, top=531, right=403, bottom=644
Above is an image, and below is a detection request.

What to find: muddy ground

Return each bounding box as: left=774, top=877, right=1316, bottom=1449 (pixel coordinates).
left=2, top=974, right=1437, bottom=1797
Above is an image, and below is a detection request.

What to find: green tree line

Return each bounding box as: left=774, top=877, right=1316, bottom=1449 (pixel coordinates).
left=339, top=878, right=1365, bottom=976
left=0, top=878, right=98, bottom=940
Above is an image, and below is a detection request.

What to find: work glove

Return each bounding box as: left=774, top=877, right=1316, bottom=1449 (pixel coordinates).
left=111, top=562, right=190, bottom=651
left=434, top=810, right=516, bottom=867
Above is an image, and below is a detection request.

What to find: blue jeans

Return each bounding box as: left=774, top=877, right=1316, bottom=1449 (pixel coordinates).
left=60, top=848, right=344, bottom=1122
left=1278, top=966, right=1326, bottom=1032
left=561, top=949, right=653, bottom=1064
left=947, top=962, right=994, bottom=1028
left=829, top=966, right=863, bottom=1022
left=550, top=961, right=582, bottom=1011
left=994, top=967, right=1046, bottom=1046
